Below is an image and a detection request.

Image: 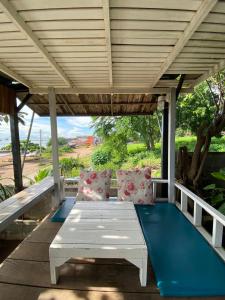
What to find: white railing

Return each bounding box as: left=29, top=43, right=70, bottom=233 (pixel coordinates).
left=64, top=177, right=168, bottom=202
left=175, top=182, right=225, bottom=261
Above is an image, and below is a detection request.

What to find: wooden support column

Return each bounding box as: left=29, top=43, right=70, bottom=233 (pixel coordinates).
left=10, top=93, right=23, bottom=193
left=161, top=101, right=168, bottom=197
left=48, top=88, right=60, bottom=208
left=168, top=88, right=176, bottom=203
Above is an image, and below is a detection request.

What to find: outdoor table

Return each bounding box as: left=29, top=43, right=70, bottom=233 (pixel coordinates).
left=49, top=201, right=148, bottom=286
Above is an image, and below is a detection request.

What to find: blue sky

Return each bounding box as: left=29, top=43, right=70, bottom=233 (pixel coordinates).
left=0, top=103, right=93, bottom=148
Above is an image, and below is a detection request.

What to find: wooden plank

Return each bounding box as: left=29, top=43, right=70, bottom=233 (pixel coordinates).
left=150, top=0, right=218, bottom=88
left=55, top=57, right=108, bottom=63
left=110, top=0, right=201, bottom=10
left=0, top=259, right=154, bottom=293
left=51, top=52, right=107, bottom=58
left=35, top=30, right=105, bottom=39
left=46, top=45, right=106, bottom=52
left=112, top=45, right=173, bottom=52
left=111, top=20, right=188, bottom=31
left=112, top=30, right=181, bottom=39
left=193, top=32, right=225, bottom=41
left=187, top=40, right=225, bottom=47
left=111, top=38, right=177, bottom=46
left=27, top=20, right=105, bottom=30
left=112, top=52, right=168, bottom=58
left=111, top=8, right=194, bottom=21
left=11, top=0, right=103, bottom=10
left=0, top=178, right=54, bottom=225
left=0, top=0, right=72, bottom=87
left=183, top=46, right=225, bottom=53
left=179, top=52, right=225, bottom=59
left=102, top=0, right=113, bottom=87
left=206, top=13, right=225, bottom=24
left=41, top=38, right=106, bottom=46
left=198, top=22, right=225, bottom=33
left=19, top=8, right=103, bottom=21
left=113, top=58, right=164, bottom=63
left=75, top=201, right=134, bottom=210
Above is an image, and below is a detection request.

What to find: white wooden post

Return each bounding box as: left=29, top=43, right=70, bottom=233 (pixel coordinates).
left=168, top=88, right=176, bottom=203
left=152, top=181, right=157, bottom=202
left=48, top=87, right=61, bottom=208
left=181, top=191, right=188, bottom=213
left=212, top=218, right=223, bottom=247
left=193, top=202, right=202, bottom=226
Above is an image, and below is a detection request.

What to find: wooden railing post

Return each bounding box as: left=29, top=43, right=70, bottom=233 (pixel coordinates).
left=193, top=202, right=202, bottom=226
left=181, top=191, right=188, bottom=213
left=152, top=181, right=157, bottom=202
left=212, top=219, right=223, bottom=247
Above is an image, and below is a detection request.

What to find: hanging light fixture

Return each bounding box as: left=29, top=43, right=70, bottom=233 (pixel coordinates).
left=157, top=94, right=167, bottom=111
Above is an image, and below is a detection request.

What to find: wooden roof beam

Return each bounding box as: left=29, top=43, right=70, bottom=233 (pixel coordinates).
left=0, top=0, right=72, bottom=87
left=150, top=0, right=218, bottom=88
left=0, top=62, right=31, bottom=88
left=30, top=87, right=192, bottom=95
left=102, top=0, right=113, bottom=88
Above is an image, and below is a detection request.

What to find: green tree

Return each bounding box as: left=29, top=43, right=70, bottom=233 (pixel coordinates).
left=91, top=115, right=161, bottom=151
left=177, top=71, right=225, bottom=189
left=0, top=112, right=27, bottom=126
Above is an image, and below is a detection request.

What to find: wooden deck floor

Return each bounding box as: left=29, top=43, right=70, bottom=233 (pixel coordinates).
left=0, top=215, right=224, bottom=300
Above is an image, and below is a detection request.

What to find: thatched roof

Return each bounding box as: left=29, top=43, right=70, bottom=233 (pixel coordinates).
left=22, top=93, right=158, bottom=116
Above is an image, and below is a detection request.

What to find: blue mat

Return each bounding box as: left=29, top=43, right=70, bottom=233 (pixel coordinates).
left=135, top=203, right=225, bottom=297
left=51, top=197, right=75, bottom=222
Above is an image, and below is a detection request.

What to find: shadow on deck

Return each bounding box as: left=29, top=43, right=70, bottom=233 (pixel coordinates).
left=0, top=215, right=224, bottom=300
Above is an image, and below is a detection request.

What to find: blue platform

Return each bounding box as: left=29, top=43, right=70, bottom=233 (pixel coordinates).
left=135, top=203, right=225, bottom=297
left=51, top=197, right=75, bottom=222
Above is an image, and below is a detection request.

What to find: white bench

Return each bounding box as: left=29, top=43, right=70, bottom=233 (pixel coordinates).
left=0, top=177, right=54, bottom=232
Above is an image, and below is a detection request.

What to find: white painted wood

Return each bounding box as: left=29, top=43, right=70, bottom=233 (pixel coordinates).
left=0, top=61, right=31, bottom=87
left=152, top=181, right=157, bottom=202
left=193, top=202, right=202, bottom=227
left=0, top=177, right=54, bottom=232
left=66, top=208, right=137, bottom=220
left=0, top=0, right=72, bottom=87
left=168, top=88, right=176, bottom=203
left=181, top=191, right=188, bottom=213
left=110, top=0, right=201, bottom=11
left=48, top=87, right=61, bottom=207
left=102, top=0, right=113, bottom=87
left=30, top=87, right=172, bottom=95
left=175, top=183, right=225, bottom=262
left=75, top=201, right=134, bottom=210
left=151, top=0, right=218, bottom=88
left=49, top=201, right=148, bottom=286
left=175, top=182, right=225, bottom=227
left=212, top=218, right=223, bottom=247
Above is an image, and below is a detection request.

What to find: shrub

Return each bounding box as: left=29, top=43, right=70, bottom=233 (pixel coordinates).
left=91, top=149, right=111, bottom=166
left=60, top=157, right=84, bottom=177
left=60, top=145, right=73, bottom=153
left=34, top=167, right=52, bottom=182
left=127, top=143, right=147, bottom=155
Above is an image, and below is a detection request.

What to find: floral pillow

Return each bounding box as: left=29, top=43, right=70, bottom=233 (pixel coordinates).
left=77, top=170, right=112, bottom=201
left=116, top=167, right=153, bottom=205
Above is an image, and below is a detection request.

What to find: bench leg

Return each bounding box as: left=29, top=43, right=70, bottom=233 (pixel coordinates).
left=50, top=262, right=59, bottom=284
left=139, top=258, right=147, bottom=287
left=128, top=257, right=148, bottom=287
